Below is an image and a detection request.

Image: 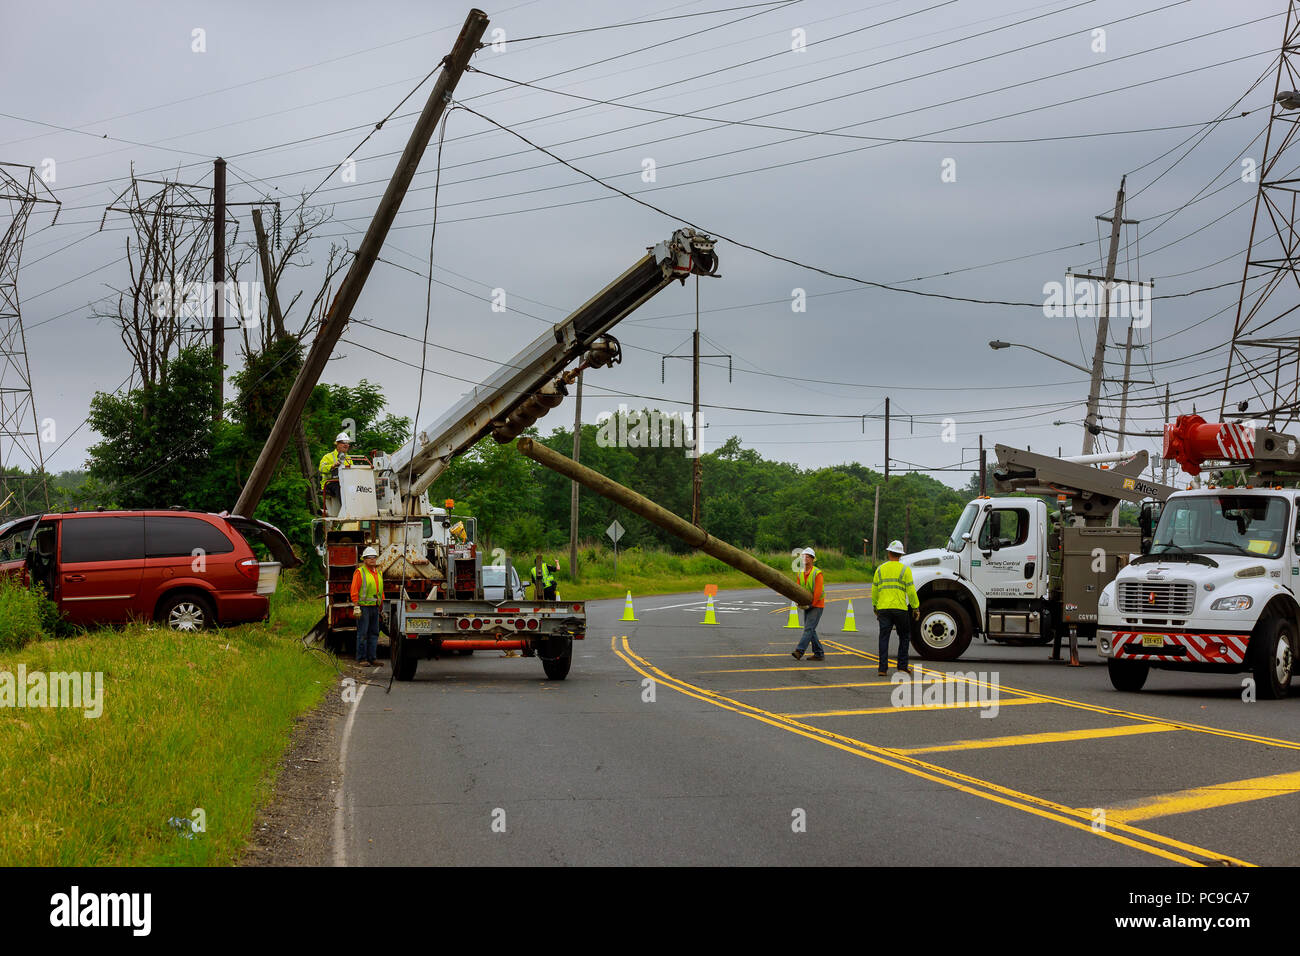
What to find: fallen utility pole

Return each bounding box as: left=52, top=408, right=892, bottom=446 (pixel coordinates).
left=517, top=437, right=811, bottom=607
left=235, top=7, right=489, bottom=516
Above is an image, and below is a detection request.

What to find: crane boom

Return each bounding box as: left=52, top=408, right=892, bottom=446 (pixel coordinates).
left=383, top=228, right=718, bottom=499
left=992, top=443, right=1176, bottom=522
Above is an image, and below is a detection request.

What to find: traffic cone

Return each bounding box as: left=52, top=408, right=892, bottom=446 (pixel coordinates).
left=700, top=593, right=718, bottom=625
left=621, top=591, right=638, bottom=622
left=784, top=604, right=801, bottom=628
left=842, top=601, right=857, bottom=632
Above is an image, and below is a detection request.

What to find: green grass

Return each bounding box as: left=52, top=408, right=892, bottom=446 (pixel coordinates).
left=541, top=545, right=874, bottom=602
left=0, top=577, right=336, bottom=866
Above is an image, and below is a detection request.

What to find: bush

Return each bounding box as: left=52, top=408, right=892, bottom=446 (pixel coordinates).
left=0, top=579, right=58, bottom=650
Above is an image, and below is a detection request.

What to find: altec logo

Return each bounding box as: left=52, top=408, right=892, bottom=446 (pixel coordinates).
left=49, top=886, right=151, bottom=936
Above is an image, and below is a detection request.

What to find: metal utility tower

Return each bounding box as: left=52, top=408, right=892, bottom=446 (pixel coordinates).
left=0, top=163, right=59, bottom=514
left=1221, top=1, right=1300, bottom=427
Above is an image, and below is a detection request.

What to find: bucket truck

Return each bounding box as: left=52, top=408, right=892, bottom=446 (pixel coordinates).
left=905, top=444, right=1176, bottom=661
left=1098, top=415, right=1300, bottom=698
left=312, top=228, right=719, bottom=680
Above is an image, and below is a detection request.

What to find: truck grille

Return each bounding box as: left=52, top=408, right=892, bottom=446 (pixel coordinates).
left=1118, top=581, right=1194, bottom=616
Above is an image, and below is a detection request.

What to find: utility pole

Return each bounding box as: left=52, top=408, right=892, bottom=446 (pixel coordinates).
left=1161, top=384, right=1170, bottom=486
left=253, top=207, right=320, bottom=514
left=692, top=276, right=700, bottom=526
left=236, top=8, right=490, bottom=516
left=213, top=156, right=226, bottom=422
left=904, top=501, right=911, bottom=551
left=979, top=433, right=986, bottom=495
left=569, top=369, right=582, bottom=578
left=871, top=484, right=880, bottom=563
left=1081, top=177, right=1127, bottom=455
left=884, top=396, right=891, bottom=480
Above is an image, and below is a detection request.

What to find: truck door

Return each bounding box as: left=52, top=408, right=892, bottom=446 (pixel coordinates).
left=971, top=505, right=1037, bottom=600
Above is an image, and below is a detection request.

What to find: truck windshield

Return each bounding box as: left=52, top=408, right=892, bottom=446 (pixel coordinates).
left=1151, top=495, right=1289, bottom=559
left=947, top=503, right=979, bottom=552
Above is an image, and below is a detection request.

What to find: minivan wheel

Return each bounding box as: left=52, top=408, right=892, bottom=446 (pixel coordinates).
left=159, top=593, right=215, bottom=632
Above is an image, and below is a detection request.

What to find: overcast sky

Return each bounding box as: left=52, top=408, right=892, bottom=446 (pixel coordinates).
left=1, top=0, right=1290, bottom=492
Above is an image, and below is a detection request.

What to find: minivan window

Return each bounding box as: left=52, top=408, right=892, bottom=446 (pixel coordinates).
left=61, top=515, right=144, bottom=563
left=146, top=516, right=234, bottom=558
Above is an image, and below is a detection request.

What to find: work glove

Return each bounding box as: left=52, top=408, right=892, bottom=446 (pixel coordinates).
left=912, top=609, right=920, bottom=621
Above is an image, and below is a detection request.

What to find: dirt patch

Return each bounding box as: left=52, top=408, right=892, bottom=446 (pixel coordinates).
left=239, top=664, right=357, bottom=867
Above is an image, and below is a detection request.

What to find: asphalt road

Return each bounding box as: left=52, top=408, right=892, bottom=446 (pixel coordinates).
left=337, top=585, right=1300, bottom=866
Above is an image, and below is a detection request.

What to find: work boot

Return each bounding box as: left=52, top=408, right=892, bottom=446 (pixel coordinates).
left=897, top=664, right=913, bottom=675
left=791, top=648, right=804, bottom=661
left=808, top=652, right=825, bottom=661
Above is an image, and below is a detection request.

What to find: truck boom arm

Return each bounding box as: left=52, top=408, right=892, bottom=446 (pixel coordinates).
left=992, top=444, right=1176, bottom=520
left=385, top=228, right=718, bottom=498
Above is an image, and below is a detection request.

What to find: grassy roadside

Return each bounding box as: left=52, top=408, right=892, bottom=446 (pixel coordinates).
left=0, top=582, right=335, bottom=866
left=526, top=545, right=875, bottom=602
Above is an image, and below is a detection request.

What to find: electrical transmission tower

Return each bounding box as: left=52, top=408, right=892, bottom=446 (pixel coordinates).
left=0, top=163, right=59, bottom=515
left=1220, top=1, right=1300, bottom=428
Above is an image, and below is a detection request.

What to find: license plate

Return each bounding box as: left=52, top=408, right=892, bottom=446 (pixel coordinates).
left=407, top=618, right=434, bottom=632
left=1141, top=634, right=1165, bottom=648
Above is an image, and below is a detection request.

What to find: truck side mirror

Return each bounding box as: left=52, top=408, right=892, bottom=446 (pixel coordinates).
left=1138, top=501, right=1158, bottom=555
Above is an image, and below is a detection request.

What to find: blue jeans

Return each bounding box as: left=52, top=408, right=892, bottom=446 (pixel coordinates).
left=356, top=604, right=381, bottom=662
left=877, top=609, right=911, bottom=670
left=796, top=606, right=824, bottom=654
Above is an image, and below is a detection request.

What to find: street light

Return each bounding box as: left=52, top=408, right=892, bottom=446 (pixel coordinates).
left=988, top=339, right=1091, bottom=374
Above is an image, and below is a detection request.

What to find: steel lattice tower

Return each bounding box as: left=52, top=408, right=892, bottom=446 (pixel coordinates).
left=1220, top=1, right=1300, bottom=428
left=0, top=163, right=59, bottom=514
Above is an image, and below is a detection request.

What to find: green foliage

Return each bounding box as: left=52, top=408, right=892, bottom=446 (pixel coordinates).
left=0, top=578, right=58, bottom=650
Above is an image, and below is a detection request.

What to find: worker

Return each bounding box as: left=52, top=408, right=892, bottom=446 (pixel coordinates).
left=873, top=540, right=919, bottom=676
left=532, top=555, right=560, bottom=600
left=791, top=547, right=825, bottom=662
left=351, top=545, right=384, bottom=668
left=319, top=432, right=355, bottom=491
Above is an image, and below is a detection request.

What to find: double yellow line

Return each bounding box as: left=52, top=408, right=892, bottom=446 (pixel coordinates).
left=612, top=634, right=1252, bottom=867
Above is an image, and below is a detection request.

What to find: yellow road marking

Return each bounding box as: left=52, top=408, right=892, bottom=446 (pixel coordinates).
left=733, top=681, right=897, bottom=692
left=897, top=722, right=1181, bottom=755
left=690, top=652, right=857, bottom=659
left=1105, top=770, right=1300, bottom=823
left=820, top=639, right=1300, bottom=753
left=613, top=635, right=1250, bottom=867
left=784, top=698, right=1043, bottom=718
left=706, top=664, right=887, bottom=673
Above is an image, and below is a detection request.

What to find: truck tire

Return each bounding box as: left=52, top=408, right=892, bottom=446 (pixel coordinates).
left=912, top=598, right=972, bottom=661
left=391, top=632, right=419, bottom=682
left=542, top=636, right=573, bottom=680
left=1250, top=615, right=1295, bottom=700
left=1107, top=658, right=1149, bottom=692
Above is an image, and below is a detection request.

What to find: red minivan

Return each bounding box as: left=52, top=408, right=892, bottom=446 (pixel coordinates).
left=0, top=510, right=300, bottom=631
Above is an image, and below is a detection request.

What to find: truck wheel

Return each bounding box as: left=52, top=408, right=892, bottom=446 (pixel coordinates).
left=1107, top=658, right=1149, bottom=692
left=158, top=592, right=215, bottom=632
left=1251, top=616, right=1294, bottom=700
left=391, top=633, right=419, bottom=682
left=912, top=598, right=972, bottom=661
left=542, top=636, right=573, bottom=680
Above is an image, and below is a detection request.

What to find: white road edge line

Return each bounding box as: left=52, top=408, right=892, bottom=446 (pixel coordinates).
left=333, top=680, right=367, bottom=868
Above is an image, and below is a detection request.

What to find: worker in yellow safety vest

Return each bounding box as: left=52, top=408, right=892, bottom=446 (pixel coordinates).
left=350, top=546, right=384, bottom=667
left=791, top=547, right=826, bottom=662
left=873, top=540, right=918, bottom=676
left=532, top=555, right=560, bottom=600
left=319, top=431, right=356, bottom=492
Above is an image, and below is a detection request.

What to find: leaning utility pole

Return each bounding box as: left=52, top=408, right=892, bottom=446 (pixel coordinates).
left=1081, top=177, right=1126, bottom=455
left=236, top=9, right=490, bottom=516
left=568, top=369, right=582, bottom=578
left=253, top=207, right=320, bottom=514
left=212, top=156, right=226, bottom=421
left=884, top=396, right=891, bottom=479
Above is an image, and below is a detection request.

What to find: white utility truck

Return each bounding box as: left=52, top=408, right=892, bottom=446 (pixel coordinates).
left=906, top=444, right=1175, bottom=661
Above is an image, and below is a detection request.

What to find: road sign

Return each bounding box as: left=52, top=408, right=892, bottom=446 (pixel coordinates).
left=606, top=520, right=625, bottom=543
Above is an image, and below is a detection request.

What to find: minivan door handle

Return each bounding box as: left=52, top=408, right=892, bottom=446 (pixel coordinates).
left=64, top=574, right=85, bottom=582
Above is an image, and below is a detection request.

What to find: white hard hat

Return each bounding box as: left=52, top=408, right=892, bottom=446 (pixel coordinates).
left=335, top=432, right=352, bottom=443
left=887, top=540, right=905, bottom=554
left=362, top=546, right=379, bottom=558
left=802, top=547, right=816, bottom=558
